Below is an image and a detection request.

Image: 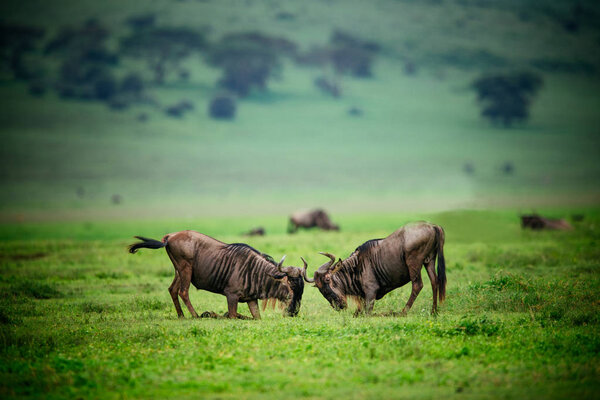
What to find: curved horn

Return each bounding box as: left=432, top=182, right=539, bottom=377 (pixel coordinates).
left=300, top=257, right=315, bottom=283
left=319, top=252, right=336, bottom=268
left=277, top=255, right=286, bottom=271
left=300, top=257, right=308, bottom=270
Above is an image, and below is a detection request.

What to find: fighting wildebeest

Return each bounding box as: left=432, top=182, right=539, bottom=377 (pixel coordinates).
left=521, top=214, right=572, bottom=230
left=129, top=231, right=305, bottom=319
left=303, top=222, right=446, bottom=315
left=288, top=209, right=339, bottom=233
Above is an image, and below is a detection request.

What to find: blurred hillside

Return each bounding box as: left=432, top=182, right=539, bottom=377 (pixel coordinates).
left=0, top=0, right=599, bottom=220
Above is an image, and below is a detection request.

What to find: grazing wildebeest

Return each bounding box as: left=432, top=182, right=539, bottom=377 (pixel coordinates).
left=288, top=209, right=339, bottom=233
left=243, top=227, right=265, bottom=236
left=521, top=214, right=572, bottom=230
left=303, top=222, right=446, bottom=315
left=129, top=231, right=305, bottom=319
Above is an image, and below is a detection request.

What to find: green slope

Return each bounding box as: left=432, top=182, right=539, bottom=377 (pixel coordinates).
left=0, top=0, right=599, bottom=219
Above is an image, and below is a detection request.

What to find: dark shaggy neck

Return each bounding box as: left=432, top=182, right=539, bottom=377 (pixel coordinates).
left=222, top=245, right=291, bottom=303
left=284, top=280, right=303, bottom=316
left=260, top=275, right=292, bottom=303
left=331, top=255, right=365, bottom=298
left=330, top=239, right=386, bottom=299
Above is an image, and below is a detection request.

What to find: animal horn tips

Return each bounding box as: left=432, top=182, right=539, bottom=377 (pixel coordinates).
left=318, top=252, right=336, bottom=263
left=278, top=255, right=286, bottom=268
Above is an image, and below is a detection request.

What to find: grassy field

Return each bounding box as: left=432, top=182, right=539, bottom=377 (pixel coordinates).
left=1, top=2, right=599, bottom=398
left=1, top=209, right=599, bottom=399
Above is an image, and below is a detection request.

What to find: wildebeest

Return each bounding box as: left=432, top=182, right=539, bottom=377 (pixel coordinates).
left=521, top=214, right=572, bottom=230
left=243, top=227, right=265, bottom=236
left=303, top=222, right=446, bottom=315
left=129, top=231, right=306, bottom=319
left=288, top=209, right=339, bottom=233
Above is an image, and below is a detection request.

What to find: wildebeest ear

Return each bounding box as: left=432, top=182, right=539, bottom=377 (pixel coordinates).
left=330, top=259, right=343, bottom=274
left=268, top=270, right=287, bottom=280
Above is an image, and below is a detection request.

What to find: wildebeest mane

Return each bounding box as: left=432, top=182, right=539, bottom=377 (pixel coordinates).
left=353, top=238, right=382, bottom=255
left=227, top=243, right=277, bottom=265
left=329, top=238, right=385, bottom=299
left=218, top=242, right=287, bottom=302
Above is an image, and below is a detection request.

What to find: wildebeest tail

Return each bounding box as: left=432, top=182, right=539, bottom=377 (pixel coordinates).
left=435, top=225, right=446, bottom=302
left=128, top=236, right=167, bottom=253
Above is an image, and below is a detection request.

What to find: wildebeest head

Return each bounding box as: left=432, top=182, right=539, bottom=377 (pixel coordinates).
left=314, top=210, right=340, bottom=231
left=273, top=256, right=305, bottom=317
left=302, top=252, right=347, bottom=310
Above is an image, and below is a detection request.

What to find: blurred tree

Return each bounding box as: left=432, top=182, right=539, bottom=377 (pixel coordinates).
left=125, top=13, right=156, bottom=31
left=120, top=73, right=145, bottom=98
left=296, top=30, right=379, bottom=98
left=473, top=72, right=543, bottom=127
left=0, top=23, right=45, bottom=80
left=106, top=73, right=147, bottom=111
left=46, top=19, right=120, bottom=101
left=120, top=27, right=206, bottom=84
left=296, top=31, right=379, bottom=78
left=330, top=30, right=379, bottom=77
left=207, top=32, right=297, bottom=97
left=45, top=19, right=117, bottom=63
left=209, top=94, right=236, bottom=120
left=314, top=76, right=341, bottom=97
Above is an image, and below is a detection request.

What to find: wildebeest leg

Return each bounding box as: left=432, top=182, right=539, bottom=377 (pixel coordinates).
left=226, top=295, right=239, bottom=319
left=424, top=259, right=438, bottom=315
left=178, top=264, right=199, bottom=318
left=247, top=300, right=261, bottom=320
left=401, top=261, right=424, bottom=315
left=364, top=290, right=377, bottom=315
left=353, top=299, right=365, bottom=317
left=168, top=272, right=184, bottom=318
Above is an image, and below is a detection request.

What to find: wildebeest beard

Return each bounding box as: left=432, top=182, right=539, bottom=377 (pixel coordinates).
left=285, top=276, right=304, bottom=316
left=318, top=281, right=346, bottom=310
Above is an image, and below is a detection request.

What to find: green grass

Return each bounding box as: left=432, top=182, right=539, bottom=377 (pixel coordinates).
left=1, top=209, right=599, bottom=399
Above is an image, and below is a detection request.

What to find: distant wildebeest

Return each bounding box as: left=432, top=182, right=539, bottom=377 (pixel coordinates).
left=288, top=209, right=339, bottom=233
left=303, top=222, right=446, bottom=315
left=129, top=231, right=306, bottom=319
left=521, top=214, right=572, bottom=230
left=243, top=227, right=265, bottom=236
